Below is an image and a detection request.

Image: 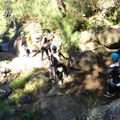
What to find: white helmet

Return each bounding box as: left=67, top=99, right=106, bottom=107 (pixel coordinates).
left=20, top=32, right=24, bottom=36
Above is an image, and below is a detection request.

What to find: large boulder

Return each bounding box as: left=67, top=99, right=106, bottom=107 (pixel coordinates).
left=0, top=41, right=10, bottom=52
left=35, top=95, right=87, bottom=120
left=79, top=98, right=120, bottom=120
left=69, top=50, right=99, bottom=71
left=79, top=30, right=98, bottom=51
left=97, top=27, right=120, bottom=49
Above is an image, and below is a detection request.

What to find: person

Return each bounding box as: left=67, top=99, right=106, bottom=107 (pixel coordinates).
left=99, top=52, right=120, bottom=97
left=19, top=32, right=30, bottom=56
left=50, top=45, right=68, bottom=82
left=40, top=36, right=51, bottom=60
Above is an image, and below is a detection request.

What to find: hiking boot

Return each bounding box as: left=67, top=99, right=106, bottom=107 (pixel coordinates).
left=104, top=92, right=115, bottom=97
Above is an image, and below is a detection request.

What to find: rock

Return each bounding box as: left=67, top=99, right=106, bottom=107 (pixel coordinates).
left=47, top=86, right=63, bottom=97
left=80, top=98, right=120, bottom=120
left=0, top=89, right=7, bottom=99
left=97, top=27, right=120, bottom=49
left=19, top=93, right=32, bottom=105
left=79, top=29, right=98, bottom=51
left=8, top=54, right=43, bottom=73
left=0, top=85, right=12, bottom=100
left=69, top=50, right=98, bottom=71
left=9, top=107, right=19, bottom=116
left=35, top=95, right=87, bottom=120
left=0, top=89, right=11, bottom=100
left=0, top=41, right=10, bottom=52
left=0, top=78, right=7, bottom=85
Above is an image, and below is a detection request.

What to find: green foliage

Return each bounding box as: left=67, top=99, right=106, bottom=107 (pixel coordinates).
left=11, top=1, right=32, bottom=22
left=76, top=92, right=102, bottom=108
left=84, top=95, right=101, bottom=108
left=9, top=69, right=51, bottom=103
left=5, top=106, right=42, bottom=120
left=0, top=101, right=11, bottom=114
left=9, top=89, right=24, bottom=103
left=53, top=16, right=79, bottom=51
left=0, top=101, right=42, bottom=120
left=105, top=6, right=120, bottom=24
left=0, top=38, right=3, bottom=42
left=10, top=71, right=33, bottom=89
left=66, top=0, right=99, bottom=17
left=0, top=13, right=7, bottom=34
left=0, top=1, right=12, bottom=34
left=0, top=0, right=119, bottom=35
left=13, top=106, right=42, bottom=120
left=32, top=0, right=62, bottom=29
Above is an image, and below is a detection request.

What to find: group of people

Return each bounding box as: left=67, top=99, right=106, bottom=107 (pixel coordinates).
left=20, top=31, right=69, bottom=83
left=20, top=31, right=120, bottom=97
left=99, top=52, right=120, bottom=97
left=40, top=35, right=69, bottom=82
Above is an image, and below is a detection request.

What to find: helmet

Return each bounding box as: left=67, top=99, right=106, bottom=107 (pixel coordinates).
left=20, top=32, right=24, bottom=36
left=111, top=53, right=119, bottom=61
left=52, top=45, right=57, bottom=50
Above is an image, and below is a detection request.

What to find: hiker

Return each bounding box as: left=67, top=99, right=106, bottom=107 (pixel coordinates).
left=99, top=52, right=120, bottom=97
left=40, top=35, right=51, bottom=60
left=20, top=31, right=30, bottom=56
left=50, top=45, right=68, bottom=81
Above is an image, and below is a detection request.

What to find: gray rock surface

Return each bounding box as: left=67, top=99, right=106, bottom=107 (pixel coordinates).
left=79, top=98, right=120, bottom=120
left=97, top=27, right=120, bottom=49
left=35, top=95, right=87, bottom=120
left=69, top=50, right=98, bottom=71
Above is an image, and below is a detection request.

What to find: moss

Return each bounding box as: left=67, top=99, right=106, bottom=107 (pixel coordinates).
left=9, top=89, right=24, bottom=103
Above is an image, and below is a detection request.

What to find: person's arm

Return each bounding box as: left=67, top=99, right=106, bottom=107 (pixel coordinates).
left=40, top=37, right=45, bottom=48
left=99, top=67, right=114, bottom=76
left=59, top=52, right=69, bottom=59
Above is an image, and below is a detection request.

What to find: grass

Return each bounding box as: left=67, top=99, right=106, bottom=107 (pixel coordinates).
left=0, top=101, right=11, bottom=114
left=74, top=92, right=102, bottom=109
left=9, top=69, right=51, bottom=103
left=6, top=106, right=42, bottom=120
left=83, top=95, right=101, bottom=108
left=10, top=70, right=33, bottom=89
left=0, top=101, right=42, bottom=120
left=9, top=89, right=24, bottom=103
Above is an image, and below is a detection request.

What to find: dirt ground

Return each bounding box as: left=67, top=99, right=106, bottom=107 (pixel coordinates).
left=61, top=63, right=120, bottom=107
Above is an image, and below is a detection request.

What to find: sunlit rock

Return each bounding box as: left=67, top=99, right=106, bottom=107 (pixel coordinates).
left=97, top=27, right=120, bottom=49
left=79, top=30, right=98, bottom=51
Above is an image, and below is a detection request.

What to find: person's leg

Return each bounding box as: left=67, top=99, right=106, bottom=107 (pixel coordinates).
left=48, top=46, right=51, bottom=53
left=107, top=84, right=118, bottom=95
left=41, top=47, right=44, bottom=60
left=50, top=64, right=57, bottom=79
left=45, top=48, right=50, bottom=60
left=58, top=63, right=68, bottom=76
